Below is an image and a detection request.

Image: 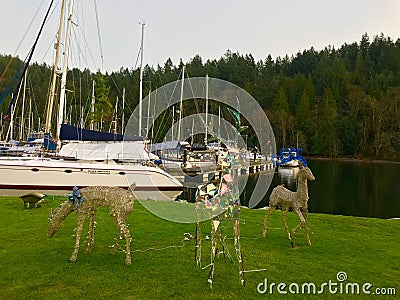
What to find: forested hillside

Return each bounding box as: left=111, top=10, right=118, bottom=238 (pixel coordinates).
left=1, top=33, right=400, bottom=160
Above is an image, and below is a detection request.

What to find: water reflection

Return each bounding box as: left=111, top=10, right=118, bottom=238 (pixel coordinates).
left=277, top=167, right=299, bottom=191
left=242, top=159, right=400, bottom=219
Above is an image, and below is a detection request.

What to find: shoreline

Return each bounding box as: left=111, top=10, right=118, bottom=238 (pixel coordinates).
left=305, top=156, right=400, bottom=164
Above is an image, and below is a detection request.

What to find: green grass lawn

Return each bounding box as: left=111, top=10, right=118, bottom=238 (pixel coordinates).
left=0, top=196, right=399, bottom=299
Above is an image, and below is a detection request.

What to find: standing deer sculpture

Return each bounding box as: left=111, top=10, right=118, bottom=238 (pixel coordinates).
left=48, top=185, right=135, bottom=265
left=262, top=164, right=315, bottom=245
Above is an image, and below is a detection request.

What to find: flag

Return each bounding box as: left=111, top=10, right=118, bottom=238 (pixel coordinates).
left=227, top=107, right=241, bottom=127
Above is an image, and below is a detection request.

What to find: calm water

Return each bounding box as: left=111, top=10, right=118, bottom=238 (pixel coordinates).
left=242, top=159, right=400, bottom=219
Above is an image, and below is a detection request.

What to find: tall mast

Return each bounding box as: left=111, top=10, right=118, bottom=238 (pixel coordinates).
left=177, top=65, right=184, bottom=141
left=113, top=96, right=119, bottom=133
left=8, top=89, right=21, bottom=141
left=28, top=97, right=32, bottom=135
left=218, top=106, right=221, bottom=138
left=9, top=103, right=14, bottom=140
left=19, top=72, right=27, bottom=141
left=122, top=87, right=125, bottom=134
left=191, top=118, right=194, bottom=145
left=45, top=0, right=66, bottom=134
left=146, top=87, right=151, bottom=139
left=80, top=106, right=84, bottom=128
left=90, top=80, right=95, bottom=130
left=151, top=90, right=156, bottom=141
left=171, top=106, right=175, bottom=140
left=56, top=0, right=74, bottom=145
left=205, top=74, right=208, bottom=146
left=138, top=22, right=145, bottom=136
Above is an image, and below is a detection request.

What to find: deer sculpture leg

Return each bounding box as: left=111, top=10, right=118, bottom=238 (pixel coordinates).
left=281, top=208, right=291, bottom=241
left=262, top=205, right=276, bottom=238
left=110, top=213, right=122, bottom=254
left=233, top=218, right=245, bottom=286
left=195, top=222, right=202, bottom=266
left=303, top=209, right=311, bottom=246
left=216, top=222, right=233, bottom=261
left=118, top=215, right=132, bottom=266
left=85, top=208, right=97, bottom=253
left=217, top=225, right=227, bottom=259
left=70, top=213, right=86, bottom=262
left=208, top=218, right=218, bottom=289
left=109, top=211, right=132, bottom=265
left=293, top=207, right=311, bottom=246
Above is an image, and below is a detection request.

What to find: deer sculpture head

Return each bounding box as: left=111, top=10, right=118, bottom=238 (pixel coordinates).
left=47, top=202, right=75, bottom=238
left=298, top=162, right=315, bottom=182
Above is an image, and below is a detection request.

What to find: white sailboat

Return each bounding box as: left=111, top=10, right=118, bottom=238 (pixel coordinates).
left=0, top=142, right=183, bottom=200
left=0, top=1, right=182, bottom=200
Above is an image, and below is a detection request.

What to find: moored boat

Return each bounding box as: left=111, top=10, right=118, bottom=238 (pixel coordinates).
left=0, top=141, right=183, bottom=200
left=272, top=147, right=307, bottom=168
left=0, top=2, right=183, bottom=200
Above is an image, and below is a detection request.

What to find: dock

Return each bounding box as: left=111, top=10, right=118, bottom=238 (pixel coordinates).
left=175, top=160, right=275, bottom=201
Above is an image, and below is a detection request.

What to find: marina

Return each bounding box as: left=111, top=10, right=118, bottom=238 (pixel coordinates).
left=0, top=1, right=184, bottom=200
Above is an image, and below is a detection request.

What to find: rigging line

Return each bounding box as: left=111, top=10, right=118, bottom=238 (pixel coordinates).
left=61, top=25, right=88, bottom=125
left=152, top=73, right=180, bottom=142
left=101, top=61, right=125, bottom=105
left=27, top=75, right=42, bottom=131
left=149, top=72, right=166, bottom=140
left=73, top=23, right=98, bottom=71
left=0, top=0, right=47, bottom=83
left=40, top=35, right=56, bottom=65
left=81, top=80, right=93, bottom=126
left=183, top=70, right=210, bottom=133
left=39, top=0, right=64, bottom=64
left=148, top=87, right=158, bottom=140
left=0, top=15, right=50, bottom=106
left=0, top=61, right=25, bottom=107
left=68, top=3, right=98, bottom=70
left=93, top=0, right=104, bottom=70
left=76, top=0, right=86, bottom=69
left=68, top=51, right=83, bottom=127
left=133, top=42, right=141, bottom=70
left=69, top=63, right=78, bottom=125
left=71, top=23, right=88, bottom=69
left=146, top=68, right=184, bottom=141
left=186, top=73, right=208, bottom=131
left=1, top=0, right=56, bottom=131
left=70, top=28, right=83, bottom=70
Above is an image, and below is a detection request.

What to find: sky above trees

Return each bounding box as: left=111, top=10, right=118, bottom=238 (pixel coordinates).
left=1, top=0, right=399, bottom=72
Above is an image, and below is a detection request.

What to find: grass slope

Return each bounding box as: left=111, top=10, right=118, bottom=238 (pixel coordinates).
left=0, top=196, right=399, bottom=299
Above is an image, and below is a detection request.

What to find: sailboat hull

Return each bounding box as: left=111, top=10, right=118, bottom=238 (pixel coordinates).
left=0, top=158, right=182, bottom=200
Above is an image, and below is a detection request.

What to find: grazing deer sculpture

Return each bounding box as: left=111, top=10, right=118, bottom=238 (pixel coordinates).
left=262, top=164, right=315, bottom=245
left=48, top=185, right=135, bottom=265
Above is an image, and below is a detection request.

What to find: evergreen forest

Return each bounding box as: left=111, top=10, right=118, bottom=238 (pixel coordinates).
left=1, top=33, right=400, bottom=161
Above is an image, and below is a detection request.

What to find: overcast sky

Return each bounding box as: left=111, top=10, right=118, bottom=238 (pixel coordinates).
left=1, top=0, right=399, bottom=72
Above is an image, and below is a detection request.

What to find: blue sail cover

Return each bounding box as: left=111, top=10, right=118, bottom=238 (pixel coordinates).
left=44, top=133, right=57, bottom=150
left=272, top=147, right=308, bottom=167
left=60, top=124, right=143, bottom=142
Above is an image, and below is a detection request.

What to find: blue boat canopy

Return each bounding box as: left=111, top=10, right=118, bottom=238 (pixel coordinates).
left=60, top=124, right=143, bottom=142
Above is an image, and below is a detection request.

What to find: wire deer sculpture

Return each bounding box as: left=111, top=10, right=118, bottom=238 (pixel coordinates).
left=48, top=185, right=135, bottom=265
left=194, top=148, right=248, bottom=288
left=262, top=164, right=315, bottom=245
